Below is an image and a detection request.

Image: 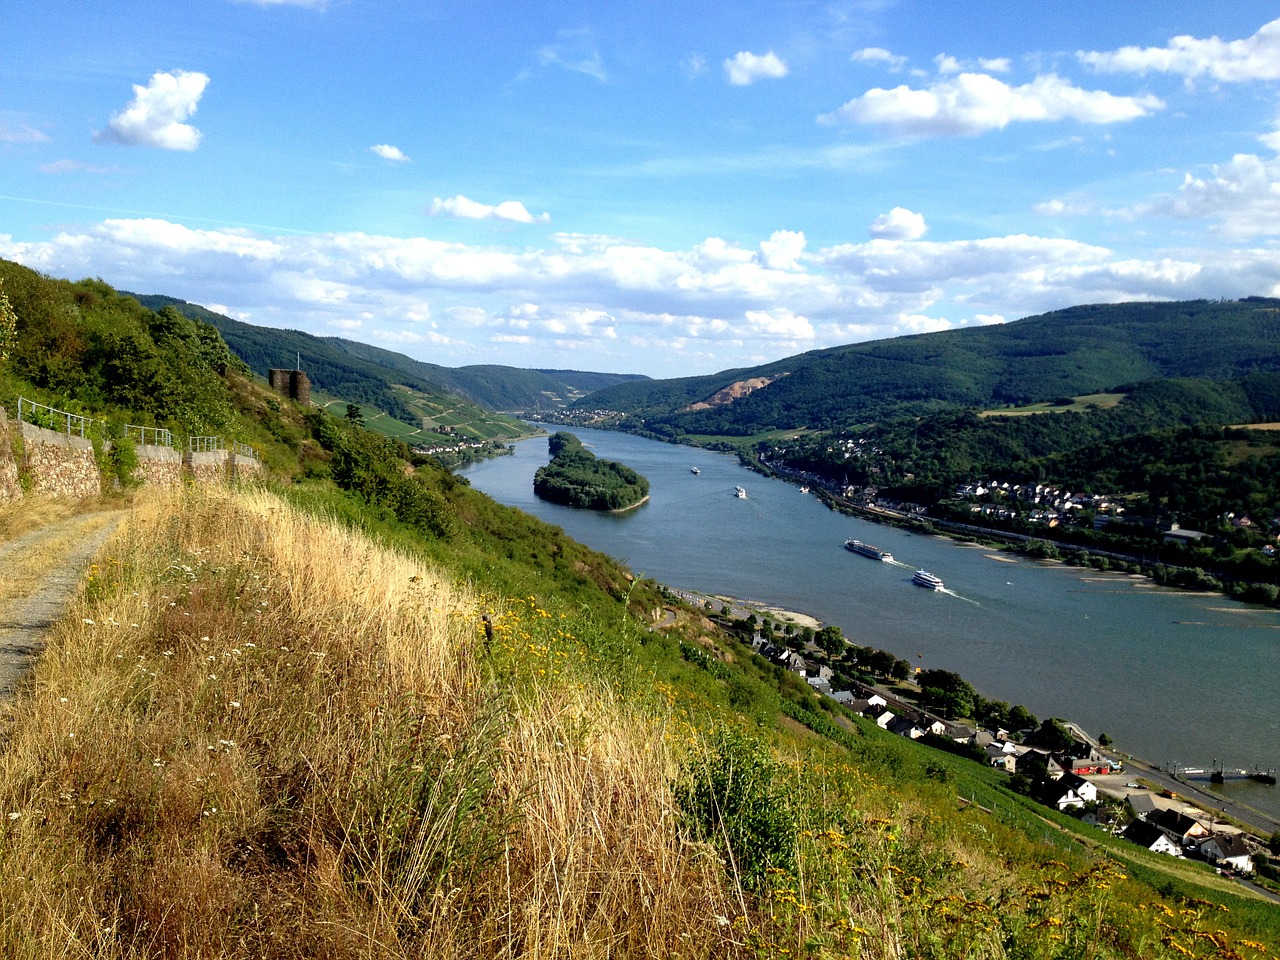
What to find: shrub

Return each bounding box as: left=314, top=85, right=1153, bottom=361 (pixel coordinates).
left=674, top=727, right=796, bottom=889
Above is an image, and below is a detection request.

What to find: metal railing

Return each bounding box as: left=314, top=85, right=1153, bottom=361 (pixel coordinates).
left=188, top=436, right=224, bottom=454
left=16, top=398, right=254, bottom=461
left=123, top=424, right=174, bottom=448
left=17, top=397, right=102, bottom=439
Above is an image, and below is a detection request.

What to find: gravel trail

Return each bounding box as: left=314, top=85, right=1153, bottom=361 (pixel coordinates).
left=0, top=511, right=124, bottom=701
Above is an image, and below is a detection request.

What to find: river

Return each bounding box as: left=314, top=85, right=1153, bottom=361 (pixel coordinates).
left=460, top=426, right=1280, bottom=821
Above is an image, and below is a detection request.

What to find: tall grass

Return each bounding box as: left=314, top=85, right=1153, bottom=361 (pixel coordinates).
left=0, top=487, right=728, bottom=958
left=0, top=486, right=1275, bottom=958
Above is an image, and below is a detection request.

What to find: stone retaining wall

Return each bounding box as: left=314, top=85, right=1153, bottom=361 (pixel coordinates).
left=0, top=409, right=21, bottom=501
left=230, top=454, right=263, bottom=481
left=186, top=449, right=230, bottom=485
left=20, top=422, right=101, bottom=498
left=134, top=444, right=184, bottom=487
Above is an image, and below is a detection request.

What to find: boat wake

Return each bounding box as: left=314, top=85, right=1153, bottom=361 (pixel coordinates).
left=938, top=587, right=980, bottom=605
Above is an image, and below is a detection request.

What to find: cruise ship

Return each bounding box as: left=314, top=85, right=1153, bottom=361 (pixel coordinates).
left=844, top=539, right=893, bottom=563
left=911, top=569, right=944, bottom=590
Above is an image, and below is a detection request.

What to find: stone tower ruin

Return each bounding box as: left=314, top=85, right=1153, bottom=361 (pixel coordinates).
left=268, top=368, right=311, bottom=405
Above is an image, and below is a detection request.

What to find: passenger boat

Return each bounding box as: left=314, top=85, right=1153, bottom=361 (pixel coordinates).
left=735, top=485, right=747, bottom=499
left=844, top=539, right=893, bottom=562
left=911, top=569, right=944, bottom=590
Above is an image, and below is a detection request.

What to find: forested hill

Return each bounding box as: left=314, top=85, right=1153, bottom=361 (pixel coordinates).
left=133, top=294, right=646, bottom=417
left=577, top=298, right=1280, bottom=434
left=323, top=339, right=648, bottom=412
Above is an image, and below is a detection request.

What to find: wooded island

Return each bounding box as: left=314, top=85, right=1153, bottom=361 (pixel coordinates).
left=533, top=431, right=650, bottom=511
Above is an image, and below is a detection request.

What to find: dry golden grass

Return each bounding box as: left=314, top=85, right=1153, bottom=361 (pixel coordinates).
left=0, top=492, right=116, bottom=540
left=0, top=509, right=122, bottom=608
left=0, top=487, right=733, bottom=959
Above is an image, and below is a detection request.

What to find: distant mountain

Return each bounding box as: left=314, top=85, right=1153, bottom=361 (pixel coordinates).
left=578, top=299, right=1280, bottom=434
left=318, top=337, right=647, bottom=411
left=131, top=294, right=647, bottom=418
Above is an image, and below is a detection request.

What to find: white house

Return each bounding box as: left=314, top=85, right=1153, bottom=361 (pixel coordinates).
left=1199, top=834, right=1254, bottom=874
left=1122, top=821, right=1183, bottom=857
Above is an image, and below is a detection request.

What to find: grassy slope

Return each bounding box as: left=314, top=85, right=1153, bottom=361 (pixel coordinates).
left=0, top=484, right=1277, bottom=958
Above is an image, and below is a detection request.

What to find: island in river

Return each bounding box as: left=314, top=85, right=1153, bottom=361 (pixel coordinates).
left=533, top=431, right=650, bottom=512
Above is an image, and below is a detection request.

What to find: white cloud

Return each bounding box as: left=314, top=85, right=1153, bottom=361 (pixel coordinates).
left=935, top=55, right=1012, bottom=76
left=0, top=119, right=49, bottom=144
left=39, top=159, right=116, bottom=174
left=95, top=70, right=209, bottom=151
left=429, top=195, right=550, bottom=224
left=681, top=54, right=708, bottom=79
left=852, top=47, right=906, bottom=70
left=759, top=230, right=806, bottom=270
left=743, top=307, right=814, bottom=340
left=1079, top=18, right=1280, bottom=83
left=819, top=72, right=1163, bottom=137
left=543, top=308, right=617, bottom=339
left=5, top=214, right=1280, bottom=376
left=935, top=54, right=962, bottom=75
left=897, top=313, right=954, bottom=335
left=537, top=30, right=607, bottom=82
left=724, top=51, right=789, bottom=86
left=869, top=207, right=927, bottom=240
left=1120, top=153, right=1280, bottom=239
left=817, top=234, right=1116, bottom=295
left=370, top=144, right=410, bottom=163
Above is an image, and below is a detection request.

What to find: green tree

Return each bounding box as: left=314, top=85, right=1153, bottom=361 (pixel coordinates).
left=1007, top=704, right=1038, bottom=731
left=0, top=280, right=15, bottom=363
left=1031, top=718, right=1076, bottom=752
left=346, top=403, right=365, bottom=426
left=814, top=624, right=845, bottom=654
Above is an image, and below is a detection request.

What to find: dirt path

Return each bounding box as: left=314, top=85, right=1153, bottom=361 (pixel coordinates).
left=0, top=510, right=124, bottom=702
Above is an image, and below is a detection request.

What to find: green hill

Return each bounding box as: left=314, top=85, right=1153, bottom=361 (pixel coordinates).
left=132, top=293, right=646, bottom=417
left=580, top=298, right=1280, bottom=435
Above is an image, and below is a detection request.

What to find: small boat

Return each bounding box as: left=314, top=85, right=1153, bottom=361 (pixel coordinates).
left=690, top=466, right=700, bottom=475
left=799, top=485, right=810, bottom=494
left=844, top=539, right=893, bottom=562
left=735, top=486, right=747, bottom=499
left=912, top=569, right=944, bottom=590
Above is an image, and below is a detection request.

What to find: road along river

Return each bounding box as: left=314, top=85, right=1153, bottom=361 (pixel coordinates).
left=460, top=426, right=1280, bottom=822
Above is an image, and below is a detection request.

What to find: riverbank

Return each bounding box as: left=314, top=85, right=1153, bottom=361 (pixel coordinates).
left=669, top=587, right=822, bottom=631
left=666, top=584, right=1280, bottom=843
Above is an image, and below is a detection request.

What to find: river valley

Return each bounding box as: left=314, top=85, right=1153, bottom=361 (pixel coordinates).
left=461, top=425, right=1280, bottom=822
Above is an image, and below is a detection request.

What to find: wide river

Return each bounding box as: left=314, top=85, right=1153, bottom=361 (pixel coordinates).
left=461, top=426, right=1280, bottom=819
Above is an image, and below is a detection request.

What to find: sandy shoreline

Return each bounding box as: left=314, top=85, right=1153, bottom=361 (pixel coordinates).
left=672, top=588, right=823, bottom=631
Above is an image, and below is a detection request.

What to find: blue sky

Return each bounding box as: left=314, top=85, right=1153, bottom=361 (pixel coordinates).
left=3, top=2, right=1280, bottom=377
